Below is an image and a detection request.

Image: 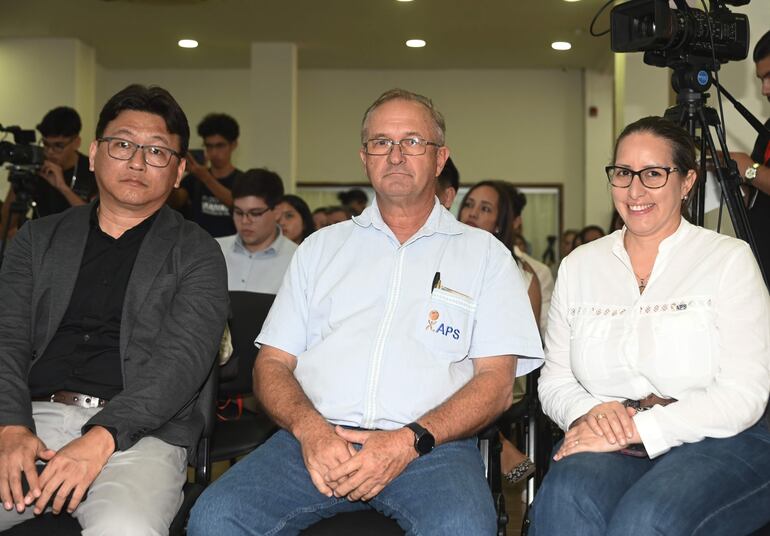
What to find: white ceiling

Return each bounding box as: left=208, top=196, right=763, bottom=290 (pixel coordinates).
left=0, top=0, right=615, bottom=70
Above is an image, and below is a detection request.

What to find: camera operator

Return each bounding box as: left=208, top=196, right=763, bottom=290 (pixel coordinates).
left=729, top=30, right=770, bottom=273
left=0, top=107, right=97, bottom=239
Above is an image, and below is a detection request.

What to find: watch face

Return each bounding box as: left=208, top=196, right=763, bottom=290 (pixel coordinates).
left=416, top=431, right=435, bottom=454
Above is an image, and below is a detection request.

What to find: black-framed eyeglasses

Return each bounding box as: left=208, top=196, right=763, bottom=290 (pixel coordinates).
left=363, top=137, right=442, bottom=156
left=232, top=207, right=271, bottom=221
left=97, top=137, right=182, bottom=168
left=605, top=165, right=681, bottom=189
left=40, top=136, right=76, bottom=153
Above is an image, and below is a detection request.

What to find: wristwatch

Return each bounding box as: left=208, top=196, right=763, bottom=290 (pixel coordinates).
left=405, top=422, right=435, bottom=456
left=745, top=162, right=761, bottom=183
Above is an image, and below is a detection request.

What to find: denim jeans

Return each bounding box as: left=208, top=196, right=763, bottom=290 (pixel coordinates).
left=188, top=428, right=496, bottom=536
left=529, top=421, right=770, bottom=536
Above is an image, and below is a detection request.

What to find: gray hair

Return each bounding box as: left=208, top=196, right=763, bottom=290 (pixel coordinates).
left=360, top=88, right=446, bottom=146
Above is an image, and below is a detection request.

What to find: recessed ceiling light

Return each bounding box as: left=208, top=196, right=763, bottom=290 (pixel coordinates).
left=178, top=39, right=198, bottom=49
left=551, top=41, right=572, bottom=51
left=397, top=0, right=414, bottom=2
left=406, top=39, right=426, bottom=48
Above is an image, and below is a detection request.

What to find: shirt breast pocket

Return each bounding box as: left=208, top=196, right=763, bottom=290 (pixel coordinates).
left=421, top=287, right=475, bottom=360
left=651, top=310, right=715, bottom=382
left=570, top=314, right=613, bottom=383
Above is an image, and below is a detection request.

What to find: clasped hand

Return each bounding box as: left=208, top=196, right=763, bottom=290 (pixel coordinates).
left=554, top=402, right=641, bottom=461
left=299, top=425, right=416, bottom=502
left=0, top=426, right=113, bottom=515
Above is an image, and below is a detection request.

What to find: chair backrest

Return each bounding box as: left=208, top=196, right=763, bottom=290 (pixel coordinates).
left=218, top=291, right=276, bottom=398
left=192, top=360, right=219, bottom=484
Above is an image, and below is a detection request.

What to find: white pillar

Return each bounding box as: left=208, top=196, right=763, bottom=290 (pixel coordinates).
left=249, top=43, right=298, bottom=192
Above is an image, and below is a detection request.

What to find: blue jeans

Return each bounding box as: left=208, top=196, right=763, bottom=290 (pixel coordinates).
left=188, top=429, right=496, bottom=536
left=529, top=421, right=770, bottom=536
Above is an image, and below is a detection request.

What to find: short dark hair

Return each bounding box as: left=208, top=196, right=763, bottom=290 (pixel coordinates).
left=231, top=168, right=284, bottom=208
left=325, top=205, right=354, bottom=218
left=280, top=194, right=315, bottom=242
left=337, top=188, right=368, bottom=206
left=753, top=30, right=770, bottom=63
left=37, top=107, right=81, bottom=138
left=197, top=113, right=240, bottom=142
left=437, top=156, right=459, bottom=192
left=96, top=84, right=190, bottom=154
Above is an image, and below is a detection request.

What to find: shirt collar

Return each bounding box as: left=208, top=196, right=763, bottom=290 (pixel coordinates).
left=611, top=216, right=692, bottom=261
left=233, top=226, right=284, bottom=256
left=352, top=196, right=463, bottom=240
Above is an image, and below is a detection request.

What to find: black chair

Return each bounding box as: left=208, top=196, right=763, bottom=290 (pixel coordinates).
left=210, top=291, right=279, bottom=465
left=300, top=424, right=508, bottom=536
left=4, top=361, right=219, bottom=536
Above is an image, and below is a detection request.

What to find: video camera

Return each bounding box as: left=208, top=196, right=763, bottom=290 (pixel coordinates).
left=0, top=124, right=45, bottom=200
left=610, top=0, right=750, bottom=69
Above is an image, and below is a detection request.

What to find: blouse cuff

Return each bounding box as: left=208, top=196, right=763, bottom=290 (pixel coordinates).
left=634, top=409, right=670, bottom=459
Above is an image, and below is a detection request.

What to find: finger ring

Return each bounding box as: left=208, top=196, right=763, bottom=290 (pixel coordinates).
left=573, top=439, right=579, bottom=446
left=596, top=413, right=606, bottom=420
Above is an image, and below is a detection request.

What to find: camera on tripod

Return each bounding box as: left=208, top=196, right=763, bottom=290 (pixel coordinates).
left=610, top=0, right=750, bottom=71
left=0, top=124, right=45, bottom=200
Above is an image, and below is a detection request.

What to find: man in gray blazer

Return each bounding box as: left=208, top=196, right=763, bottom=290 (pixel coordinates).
left=0, top=84, right=228, bottom=535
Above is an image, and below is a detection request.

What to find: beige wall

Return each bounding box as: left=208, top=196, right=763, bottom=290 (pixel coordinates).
left=96, top=69, right=253, bottom=170
left=297, top=68, right=585, bottom=229
left=95, top=67, right=586, bottom=228
left=0, top=38, right=85, bottom=198
left=584, top=70, right=615, bottom=231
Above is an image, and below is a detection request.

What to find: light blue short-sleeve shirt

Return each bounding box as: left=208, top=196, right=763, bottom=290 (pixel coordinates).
left=216, top=229, right=297, bottom=293
left=257, top=198, right=544, bottom=430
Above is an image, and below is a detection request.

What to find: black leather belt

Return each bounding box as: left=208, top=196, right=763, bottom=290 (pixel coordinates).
left=32, top=390, right=108, bottom=409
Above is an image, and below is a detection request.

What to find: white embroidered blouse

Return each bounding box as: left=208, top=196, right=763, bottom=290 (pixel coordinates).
left=539, top=218, right=770, bottom=458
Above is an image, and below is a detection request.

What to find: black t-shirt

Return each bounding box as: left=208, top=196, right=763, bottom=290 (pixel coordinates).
left=180, top=169, right=240, bottom=237
left=28, top=205, right=158, bottom=400
left=33, top=153, right=97, bottom=218
left=748, top=119, right=770, bottom=274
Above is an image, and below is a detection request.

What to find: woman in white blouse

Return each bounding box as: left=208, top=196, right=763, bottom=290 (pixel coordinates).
left=531, top=116, right=770, bottom=535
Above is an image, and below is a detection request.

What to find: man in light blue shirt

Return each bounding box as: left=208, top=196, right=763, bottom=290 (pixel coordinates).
left=216, top=169, right=297, bottom=293
left=190, top=89, right=544, bottom=535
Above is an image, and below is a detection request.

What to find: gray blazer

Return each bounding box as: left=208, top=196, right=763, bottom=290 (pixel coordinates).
left=0, top=203, right=228, bottom=458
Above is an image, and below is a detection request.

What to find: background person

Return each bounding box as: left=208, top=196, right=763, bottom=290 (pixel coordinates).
left=436, top=155, right=460, bottom=210
left=532, top=116, right=770, bottom=535
left=276, top=194, right=314, bottom=245
left=337, top=188, right=368, bottom=216
left=217, top=168, right=297, bottom=293
left=0, top=107, right=97, bottom=239
left=170, top=112, right=242, bottom=237
left=728, top=29, right=770, bottom=275
left=458, top=179, right=542, bottom=484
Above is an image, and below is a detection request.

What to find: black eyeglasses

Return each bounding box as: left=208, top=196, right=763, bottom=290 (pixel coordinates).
left=97, top=137, right=182, bottom=168
left=363, top=137, right=442, bottom=156
left=233, top=207, right=271, bottom=221
left=605, top=165, right=681, bottom=189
